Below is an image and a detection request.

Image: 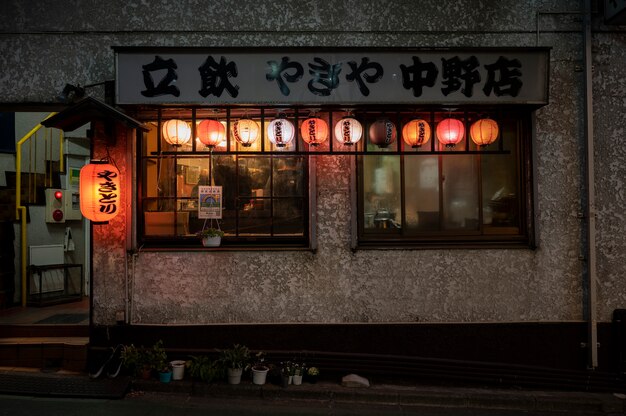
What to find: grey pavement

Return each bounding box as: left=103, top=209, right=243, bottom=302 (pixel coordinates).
left=0, top=368, right=624, bottom=415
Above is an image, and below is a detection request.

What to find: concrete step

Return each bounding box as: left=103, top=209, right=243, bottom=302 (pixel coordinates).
left=0, top=336, right=88, bottom=372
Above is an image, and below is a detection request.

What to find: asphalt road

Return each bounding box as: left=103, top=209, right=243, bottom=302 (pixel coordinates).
left=0, top=392, right=618, bottom=416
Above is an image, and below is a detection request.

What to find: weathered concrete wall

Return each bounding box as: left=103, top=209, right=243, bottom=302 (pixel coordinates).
left=2, top=0, right=624, bottom=325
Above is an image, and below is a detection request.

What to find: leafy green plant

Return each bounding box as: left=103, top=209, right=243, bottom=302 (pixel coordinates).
left=121, top=344, right=151, bottom=377
left=150, top=340, right=169, bottom=372
left=220, top=344, right=250, bottom=369
left=186, top=355, right=224, bottom=382
left=196, top=227, right=224, bottom=238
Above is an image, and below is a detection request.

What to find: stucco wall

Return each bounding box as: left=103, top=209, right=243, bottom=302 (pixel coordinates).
left=1, top=0, right=624, bottom=325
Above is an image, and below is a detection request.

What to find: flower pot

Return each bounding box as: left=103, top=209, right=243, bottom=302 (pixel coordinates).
left=251, top=366, right=269, bottom=385
left=292, top=374, right=303, bottom=385
left=281, top=375, right=290, bottom=388
left=159, top=370, right=172, bottom=383
left=141, top=367, right=152, bottom=380
left=170, top=360, right=186, bottom=380
left=202, top=236, right=221, bottom=247
left=227, top=367, right=243, bottom=384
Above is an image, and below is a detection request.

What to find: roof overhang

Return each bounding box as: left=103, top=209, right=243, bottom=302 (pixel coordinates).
left=41, top=96, right=149, bottom=132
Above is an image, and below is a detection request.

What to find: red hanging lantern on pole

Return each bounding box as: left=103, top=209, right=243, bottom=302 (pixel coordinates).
left=470, top=118, right=499, bottom=147
left=197, top=119, right=225, bottom=148
left=436, top=118, right=465, bottom=148
left=80, top=161, right=121, bottom=223
left=300, top=117, right=328, bottom=146
left=402, top=119, right=431, bottom=148
left=369, top=119, right=397, bottom=148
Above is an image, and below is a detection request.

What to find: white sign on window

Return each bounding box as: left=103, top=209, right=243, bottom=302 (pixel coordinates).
left=198, top=186, right=222, bottom=219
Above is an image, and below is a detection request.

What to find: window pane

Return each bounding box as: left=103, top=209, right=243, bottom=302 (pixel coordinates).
left=442, top=155, right=479, bottom=230
left=363, top=155, right=402, bottom=231
left=273, top=157, right=304, bottom=197
left=482, top=119, right=520, bottom=233
left=273, top=198, right=305, bottom=235
left=405, top=156, right=440, bottom=231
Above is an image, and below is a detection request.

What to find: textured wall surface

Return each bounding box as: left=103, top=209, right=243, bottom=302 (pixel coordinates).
left=1, top=0, right=624, bottom=325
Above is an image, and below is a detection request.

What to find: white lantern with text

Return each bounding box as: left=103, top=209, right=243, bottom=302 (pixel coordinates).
left=267, top=118, right=295, bottom=147
left=79, top=161, right=121, bottom=223
left=334, top=117, right=363, bottom=146
left=232, top=118, right=260, bottom=147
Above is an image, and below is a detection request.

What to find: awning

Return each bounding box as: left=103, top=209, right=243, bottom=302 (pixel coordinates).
left=41, top=96, right=149, bottom=132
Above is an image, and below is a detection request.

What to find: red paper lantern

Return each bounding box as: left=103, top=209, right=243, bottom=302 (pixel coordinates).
left=470, top=118, right=499, bottom=146
left=436, top=118, right=465, bottom=147
left=232, top=118, right=260, bottom=147
left=369, top=119, right=397, bottom=148
left=197, top=119, right=225, bottom=148
left=402, top=119, right=431, bottom=148
left=162, top=119, right=191, bottom=147
left=300, top=117, right=328, bottom=146
left=334, top=117, right=363, bottom=145
left=267, top=118, right=295, bottom=147
left=80, top=162, right=121, bottom=223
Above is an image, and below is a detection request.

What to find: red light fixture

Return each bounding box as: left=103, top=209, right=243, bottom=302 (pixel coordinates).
left=300, top=117, right=328, bottom=146
left=197, top=119, right=225, bottom=148
left=470, top=118, right=499, bottom=147
left=402, top=119, right=431, bottom=148
left=369, top=119, right=397, bottom=148
left=80, top=161, right=121, bottom=223
left=436, top=118, right=465, bottom=148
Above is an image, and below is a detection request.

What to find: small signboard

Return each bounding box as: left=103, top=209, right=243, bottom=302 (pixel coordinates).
left=198, top=186, right=222, bottom=219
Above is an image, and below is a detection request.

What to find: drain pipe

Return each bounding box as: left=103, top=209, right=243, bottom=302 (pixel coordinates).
left=582, top=0, right=598, bottom=370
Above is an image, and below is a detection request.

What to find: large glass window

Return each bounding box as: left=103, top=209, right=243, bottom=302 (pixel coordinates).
left=137, top=108, right=309, bottom=248
left=357, top=110, right=533, bottom=248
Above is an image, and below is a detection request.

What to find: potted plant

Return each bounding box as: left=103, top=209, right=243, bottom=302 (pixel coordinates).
left=280, top=361, right=293, bottom=387
left=292, top=362, right=306, bottom=385
left=121, top=344, right=152, bottom=379
left=186, top=355, right=224, bottom=383
left=170, top=359, right=187, bottom=381
left=250, top=351, right=269, bottom=385
left=306, top=366, right=320, bottom=384
left=220, top=344, right=250, bottom=384
left=197, top=227, right=224, bottom=247
left=150, top=340, right=172, bottom=383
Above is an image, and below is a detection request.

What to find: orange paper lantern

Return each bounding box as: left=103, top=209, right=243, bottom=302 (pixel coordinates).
left=470, top=118, right=499, bottom=146
left=369, top=119, right=397, bottom=148
left=300, top=117, right=328, bottom=146
left=334, top=117, right=363, bottom=146
left=197, top=119, right=225, bottom=148
left=232, top=118, right=260, bottom=147
left=162, top=119, right=191, bottom=147
left=80, top=162, right=121, bottom=223
left=402, top=119, right=431, bottom=148
left=436, top=118, right=465, bottom=147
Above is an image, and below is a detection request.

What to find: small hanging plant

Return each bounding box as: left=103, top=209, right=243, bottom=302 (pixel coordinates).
left=196, top=227, right=224, bottom=238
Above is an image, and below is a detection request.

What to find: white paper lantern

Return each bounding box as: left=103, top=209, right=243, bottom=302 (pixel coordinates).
left=267, top=118, right=295, bottom=147
left=334, top=117, right=363, bottom=146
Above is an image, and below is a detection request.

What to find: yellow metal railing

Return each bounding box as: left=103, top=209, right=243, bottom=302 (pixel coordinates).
left=15, top=112, right=63, bottom=306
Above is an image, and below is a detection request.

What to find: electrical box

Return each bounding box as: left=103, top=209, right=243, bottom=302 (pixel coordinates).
left=64, top=190, right=82, bottom=220
left=45, top=188, right=65, bottom=223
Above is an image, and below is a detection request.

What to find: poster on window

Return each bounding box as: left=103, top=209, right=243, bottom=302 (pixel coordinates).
left=198, top=186, right=222, bottom=219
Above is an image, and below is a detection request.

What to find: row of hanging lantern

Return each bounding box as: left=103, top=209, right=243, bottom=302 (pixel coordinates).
left=162, top=115, right=499, bottom=150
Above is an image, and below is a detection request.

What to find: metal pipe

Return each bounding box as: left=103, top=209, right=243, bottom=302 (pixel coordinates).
left=582, top=0, right=598, bottom=370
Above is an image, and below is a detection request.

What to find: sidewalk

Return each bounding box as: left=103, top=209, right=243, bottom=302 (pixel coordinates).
left=0, top=367, right=624, bottom=414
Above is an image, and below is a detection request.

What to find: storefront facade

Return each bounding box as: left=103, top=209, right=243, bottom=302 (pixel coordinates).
left=2, top=1, right=626, bottom=377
